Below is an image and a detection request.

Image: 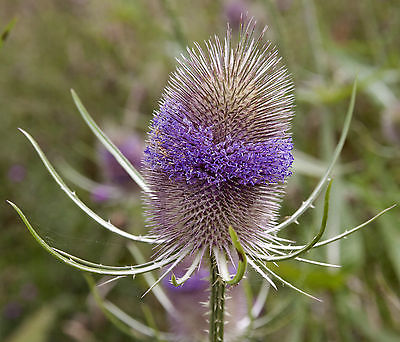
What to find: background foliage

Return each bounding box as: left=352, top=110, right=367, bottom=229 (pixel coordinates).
left=1, top=0, right=399, bottom=341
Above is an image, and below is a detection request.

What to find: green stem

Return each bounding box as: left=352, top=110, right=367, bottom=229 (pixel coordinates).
left=209, top=254, right=226, bottom=342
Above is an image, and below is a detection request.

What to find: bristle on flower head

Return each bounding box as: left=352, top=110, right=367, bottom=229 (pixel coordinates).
left=144, top=19, right=294, bottom=257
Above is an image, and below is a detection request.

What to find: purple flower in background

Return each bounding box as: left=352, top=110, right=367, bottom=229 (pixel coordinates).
left=8, top=164, right=26, bottom=183
left=144, top=20, right=294, bottom=260
left=20, top=282, right=38, bottom=302
left=162, top=264, right=209, bottom=293
left=276, top=0, right=294, bottom=12
left=3, top=301, right=23, bottom=320
left=162, top=260, right=247, bottom=342
left=91, top=184, right=113, bottom=203
left=90, top=132, right=145, bottom=203
left=224, top=1, right=248, bottom=30
left=99, top=133, right=144, bottom=185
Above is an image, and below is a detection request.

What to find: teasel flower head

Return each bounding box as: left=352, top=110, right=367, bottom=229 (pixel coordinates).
left=144, top=19, right=294, bottom=268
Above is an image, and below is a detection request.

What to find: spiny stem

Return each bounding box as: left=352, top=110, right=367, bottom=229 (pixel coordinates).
left=210, top=254, right=226, bottom=342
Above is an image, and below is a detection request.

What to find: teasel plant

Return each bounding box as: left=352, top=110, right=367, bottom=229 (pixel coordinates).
left=8, top=20, right=396, bottom=342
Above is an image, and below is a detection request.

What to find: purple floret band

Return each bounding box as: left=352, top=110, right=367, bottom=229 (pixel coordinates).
left=145, top=101, right=294, bottom=186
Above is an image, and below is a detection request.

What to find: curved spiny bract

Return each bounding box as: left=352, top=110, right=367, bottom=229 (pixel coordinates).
left=144, top=20, right=294, bottom=261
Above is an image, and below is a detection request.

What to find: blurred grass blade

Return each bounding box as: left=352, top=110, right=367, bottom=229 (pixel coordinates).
left=18, top=128, right=157, bottom=243
left=276, top=79, right=357, bottom=231
left=105, top=301, right=173, bottom=340
left=59, top=159, right=110, bottom=192
left=70, top=89, right=151, bottom=194
left=84, top=274, right=171, bottom=340
left=251, top=280, right=270, bottom=318
left=142, top=304, right=166, bottom=342
left=242, top=278, right=255, bottom=328
left=7, top=200, right=177, bottom=275
left=4, top=306, right=55, bottom=342
left=0, top=17, right=16, bottom=49
left=253, top=298, right=293, bottom=329
left=128, top=244, right=178, bottom=317
left=159, top=0, right=186, bottom=48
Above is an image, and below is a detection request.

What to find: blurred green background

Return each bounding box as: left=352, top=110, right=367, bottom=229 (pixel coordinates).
left=1, top=0, right=399, bottom=341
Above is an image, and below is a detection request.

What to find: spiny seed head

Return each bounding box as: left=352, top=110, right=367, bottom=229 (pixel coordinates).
left=144, top=20, right=294, bottom=257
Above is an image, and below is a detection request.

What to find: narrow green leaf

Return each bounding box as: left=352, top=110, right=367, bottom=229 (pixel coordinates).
left=104, top=301, right=173, bottom=340
left=53, top=248, right=136, bottom=270
left=70, top=89, right=151, bottom=194
left=7, top=200, right=177, bottom=275
left=127, top=243, right=178, bottom=316
left=84, top=274, right=148, bottom=339
left=270, top=204, right=396, bottom=251
left=268, top=179, right=333, bottom=261
left=170, top=249, right=202, bottom=287
left=221, top=226, right=248, bottom=285
left=251, top=258, right=321, bottom=301
left=276, top=78, right=357, bottom=230
left=141, top=252, right=188, bottom=298
left=18, top=128, right=157, bottom=243
left=314, top=204, right=397, bottom=248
